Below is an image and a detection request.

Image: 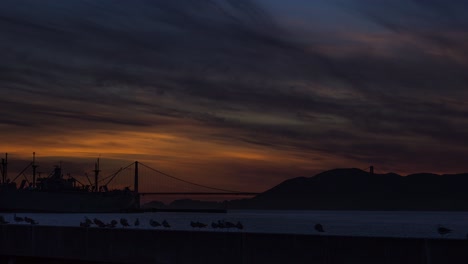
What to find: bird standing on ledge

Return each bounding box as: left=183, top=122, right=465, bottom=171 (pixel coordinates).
left=120, top=218, right=130, bottom=227
left=0, top=216, right=9, bottom=224
left=437, top=225, right=451, bottom=236
left=149, top=219, right=161, bottom=227
left=315, top=223, right=325, bottom=233
left=14, top=214, right=24, bottom=223
left=162, top=219, right=170, bottom=228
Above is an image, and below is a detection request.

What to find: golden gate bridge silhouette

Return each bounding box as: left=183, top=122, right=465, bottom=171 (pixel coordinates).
left=99, top=161, right=259, bottom=197
left=2, top=154, right=260, bottom=199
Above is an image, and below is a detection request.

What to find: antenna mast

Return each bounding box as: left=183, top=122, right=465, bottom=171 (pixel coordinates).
left=94, top=158, right=100, bottom=192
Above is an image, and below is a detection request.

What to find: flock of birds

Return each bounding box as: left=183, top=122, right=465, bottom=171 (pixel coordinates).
left=78, top=217, right=244, bottom=230
left=0, top=214, right=38, bottom=225
left=78, top=217, right=172, bottom=229
left=0, top=214, right=458, bottom=238
left=75, top=218, right=460, bottom=238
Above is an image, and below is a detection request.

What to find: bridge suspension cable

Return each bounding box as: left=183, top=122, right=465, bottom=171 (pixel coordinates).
left=138, top=162, right=244, bottom=194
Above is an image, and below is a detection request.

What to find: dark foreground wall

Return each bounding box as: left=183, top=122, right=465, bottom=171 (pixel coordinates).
left=1, top=225, right=467, bottom=264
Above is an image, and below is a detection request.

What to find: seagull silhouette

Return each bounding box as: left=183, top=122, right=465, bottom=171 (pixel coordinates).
left=217, top=220, right=225, bottom=229
left=24, top=216, right=38, bottom=225
left=14, top=214, right=24, bottom=223
left=120, top=218, right=130, bottom=227
left=149, top=219, right=161, bottom=227
left=315, top=223, right=325, bottom=233
left=108, top=220, right=118, bottom=228
left=437, top=225, right=451, bottom=236
left=225, top=221, right=236, bottom=228
left=105, top=221, right=117, bottom=228
left=162, top=219, right=170, bottom=228
left=0, top=216, right=9, bottom=224
left=94, top=218, right=106, bottom=228
left=84, top=217, right=93, bottom=226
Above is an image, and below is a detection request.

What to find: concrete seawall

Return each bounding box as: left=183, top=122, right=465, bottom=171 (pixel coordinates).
left=1, top=225, right=467, bottom=263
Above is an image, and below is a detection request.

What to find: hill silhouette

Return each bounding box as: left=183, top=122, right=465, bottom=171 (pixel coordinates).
left=227, top=168, right=468, bottom=210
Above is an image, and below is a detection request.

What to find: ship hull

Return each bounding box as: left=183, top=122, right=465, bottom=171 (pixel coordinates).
left=0, top=190, right=138, bottom=213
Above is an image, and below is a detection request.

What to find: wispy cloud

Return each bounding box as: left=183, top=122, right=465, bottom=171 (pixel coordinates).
left=1, top=0, right=468, bottom=191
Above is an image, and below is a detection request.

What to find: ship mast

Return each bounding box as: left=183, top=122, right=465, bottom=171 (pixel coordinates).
left=94, top=158, right=100, bottom=192
left=1, top=153, right=7, bottom=184
left=32, top=152, right=38, bottom=188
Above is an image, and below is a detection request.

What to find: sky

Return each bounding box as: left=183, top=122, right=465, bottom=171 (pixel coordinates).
left=1, top=0, right=468, bottom=194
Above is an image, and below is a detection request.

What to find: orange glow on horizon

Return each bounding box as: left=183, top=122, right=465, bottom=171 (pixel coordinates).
left=1, top=128, right=360, bottom=193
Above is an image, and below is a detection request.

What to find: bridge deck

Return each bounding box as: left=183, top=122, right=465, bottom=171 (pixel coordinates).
left=139, top=192, right=259, bottom=195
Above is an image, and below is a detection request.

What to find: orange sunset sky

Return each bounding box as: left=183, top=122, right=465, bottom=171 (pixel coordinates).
left=2, top=0, right=468, bottom=195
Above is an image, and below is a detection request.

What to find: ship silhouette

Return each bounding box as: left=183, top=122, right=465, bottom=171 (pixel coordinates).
left=0, top=153, right=138, bottom=213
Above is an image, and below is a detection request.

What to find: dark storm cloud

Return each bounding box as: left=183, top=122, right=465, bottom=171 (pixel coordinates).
left=1, top=0, right=468, bottom=172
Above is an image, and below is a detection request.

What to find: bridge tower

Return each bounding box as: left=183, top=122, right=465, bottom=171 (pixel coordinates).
left=94, top=158, right=100, bottom=192
left=134, top=161, right=140, bottom=209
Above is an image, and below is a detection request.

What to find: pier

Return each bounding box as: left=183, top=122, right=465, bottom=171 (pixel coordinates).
left=1, top=224, right=468, bottom=264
